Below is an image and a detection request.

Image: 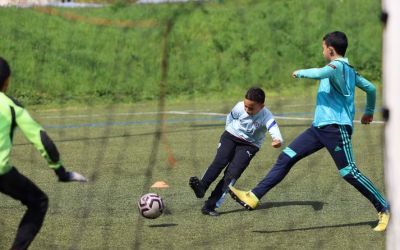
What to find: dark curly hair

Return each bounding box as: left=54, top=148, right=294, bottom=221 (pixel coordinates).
left=245, top=87, right=265, bottom=104
left=323, top=31, right=348, bottom=56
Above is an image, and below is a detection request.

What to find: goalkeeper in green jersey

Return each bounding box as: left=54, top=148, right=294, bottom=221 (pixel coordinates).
left=0, top=57, right=87, bottom=250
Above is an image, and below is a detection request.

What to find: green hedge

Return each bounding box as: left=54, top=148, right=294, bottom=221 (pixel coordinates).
left=0, top=0, right=382, bottom=105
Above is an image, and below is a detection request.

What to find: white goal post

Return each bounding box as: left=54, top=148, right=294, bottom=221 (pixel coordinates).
left=382, top=0, right=400, bottom=249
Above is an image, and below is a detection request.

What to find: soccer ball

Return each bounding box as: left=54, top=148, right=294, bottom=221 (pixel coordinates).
left=137, top=193, right=164, bottom=219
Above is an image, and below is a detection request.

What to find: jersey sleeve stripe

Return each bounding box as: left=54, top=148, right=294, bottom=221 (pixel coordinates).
left=328, top=64, right=336, bottom=69
left=267, top=120, right=277, bottom=130
left=230, top=112, right=239, bottom=119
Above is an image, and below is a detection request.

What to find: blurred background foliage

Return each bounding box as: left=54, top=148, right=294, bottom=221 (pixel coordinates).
left=0, top=0, right=382, bottom=105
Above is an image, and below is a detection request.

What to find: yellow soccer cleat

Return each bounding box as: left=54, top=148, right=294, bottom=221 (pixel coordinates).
left=228, top=186, right=260, bottom=210
left=373, top=211, right=390, bottom=232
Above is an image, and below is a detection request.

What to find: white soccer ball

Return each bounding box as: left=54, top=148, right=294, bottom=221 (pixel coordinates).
left=137, top=193, right=164, bottom=219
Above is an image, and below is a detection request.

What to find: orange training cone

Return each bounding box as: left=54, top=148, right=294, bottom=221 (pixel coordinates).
left=151, top=181, right=169, bottom=188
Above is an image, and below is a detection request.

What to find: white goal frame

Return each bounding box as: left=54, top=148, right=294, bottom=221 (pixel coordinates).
left=382, top=0, right=400, bottom=249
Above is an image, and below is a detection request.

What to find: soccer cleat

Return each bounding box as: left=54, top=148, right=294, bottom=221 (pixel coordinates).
left=373, top=211, right=390, bottom=232
left=189, top=176, right=205, bottom=198
left=228, top=186, right=260, bottom=210
left=201, top=206, right=220, bottom=216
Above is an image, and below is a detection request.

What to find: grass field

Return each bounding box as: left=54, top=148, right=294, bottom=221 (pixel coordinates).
left=0, top=0, right=387, bottom=249
left=0, top=96, right=386, bottom=249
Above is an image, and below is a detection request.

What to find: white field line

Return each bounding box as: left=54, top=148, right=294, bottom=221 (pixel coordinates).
left=37, top=110, right=385, bottom=125
left=39, top=111, right=226, bottom=119
left=276, top=116, right=384, bottom=124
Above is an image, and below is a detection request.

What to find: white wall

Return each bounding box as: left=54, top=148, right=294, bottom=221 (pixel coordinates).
left=0, top=0, right=62, bottom=6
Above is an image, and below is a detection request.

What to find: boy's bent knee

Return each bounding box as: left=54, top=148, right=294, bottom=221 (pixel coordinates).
left=272, top=151, right=299, bottom=171
left=26, top=192, right=49, bottom=213
left=282, top=147, right=297, bottom=158
left=276, top=151, right=293, bottom=165
left=339, top=164, right=358, bottom=177
left=38, top=194, right=49, bottom=213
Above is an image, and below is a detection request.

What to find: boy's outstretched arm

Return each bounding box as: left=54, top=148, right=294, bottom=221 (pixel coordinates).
left=13, top=104, right=87, bottom=182
left=292, top=64, right=336, bottom=79
left=266, top=119, right=283, bottom=148
left=271, top=139, right=282, bottom=148
left=356, top=74, right=376, bottom=124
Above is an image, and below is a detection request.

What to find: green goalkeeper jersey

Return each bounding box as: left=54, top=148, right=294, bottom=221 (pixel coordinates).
left=0, top=92, right=62, bottom=175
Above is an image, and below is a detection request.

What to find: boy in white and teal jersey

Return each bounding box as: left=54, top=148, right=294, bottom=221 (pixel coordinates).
left=0, top=57, right=87, bottom=250
left=229, top=31, right=390, bottom=232
left=189, top=87, right=283, bottom=216
left=225, top=100, right=281, bottom=148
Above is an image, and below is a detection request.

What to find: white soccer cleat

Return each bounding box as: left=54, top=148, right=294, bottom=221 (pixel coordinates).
left=69, top=172, right=88, bottom=182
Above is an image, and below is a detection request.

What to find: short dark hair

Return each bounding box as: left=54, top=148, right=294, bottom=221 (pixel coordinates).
left=245, top=87, right=265, bottom=104
left=323, top=31, right=348, bottom=56
left=0, top=57, right=11, bottom=89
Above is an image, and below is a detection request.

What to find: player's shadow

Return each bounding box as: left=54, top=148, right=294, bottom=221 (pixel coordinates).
left=148, top=223, right=178, bottom=228
left=221, top=200, right=325, bottom=215
left=258, top=201, right=325, bottom=211
left=252, top=220, right=377, bottom=233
